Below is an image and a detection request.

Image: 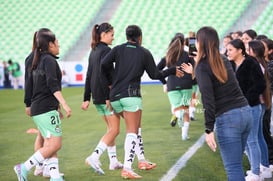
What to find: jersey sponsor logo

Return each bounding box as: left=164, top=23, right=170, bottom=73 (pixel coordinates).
left=126, top=45, right=136, bottom=48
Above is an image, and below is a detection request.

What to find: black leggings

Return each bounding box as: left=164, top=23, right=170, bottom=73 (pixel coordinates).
left=263, top=108, right=273, bottom=165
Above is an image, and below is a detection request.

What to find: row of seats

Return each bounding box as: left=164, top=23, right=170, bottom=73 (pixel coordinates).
left=109, top=0, right=251, bottom=61
left=3, top=0, right=269, bottom=64
left=252, top=1, right=273, bottom=38
left=1, top=0, right=105, bottom=62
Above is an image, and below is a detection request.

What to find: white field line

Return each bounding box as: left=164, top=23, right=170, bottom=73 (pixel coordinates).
left=159, top=134, right=205, bottom=181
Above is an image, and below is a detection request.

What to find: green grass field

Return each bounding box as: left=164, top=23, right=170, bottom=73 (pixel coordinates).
left=0, top=85, right=251, bottom=181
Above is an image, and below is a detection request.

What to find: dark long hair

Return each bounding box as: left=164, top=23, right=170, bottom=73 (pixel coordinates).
left=32, top=28, right=56, bottom=70
left=261, top=38, right=273, bottom=61
left=91, top=23, right=113, bottom=50
left=32, top=31, right=38, bottom=51
left=196, top=26, right=227, bottom=83
left=166, top=33, right=184, bottom=66
left=249, top=40, right=271, bottom=108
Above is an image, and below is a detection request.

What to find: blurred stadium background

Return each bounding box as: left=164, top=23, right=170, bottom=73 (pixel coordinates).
left=0, top=0, right=272, bottom=87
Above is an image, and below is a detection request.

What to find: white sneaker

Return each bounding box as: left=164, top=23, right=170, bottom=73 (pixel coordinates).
left=85, top=156, right=105, bottom=175
left=109, top=161, right=123, bottom=170
left=181, top=135, right=190, bottom=141
left=245, top=172, right=262, bottom=181
left=260, top=165, right=272, bottom=179
left=269, top=165, right=273, bottom=172
left=246, top=170, right=251, bottom=175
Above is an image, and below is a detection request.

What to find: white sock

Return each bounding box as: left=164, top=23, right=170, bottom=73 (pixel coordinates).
left=175, top=110, right=184, bottom=128
left=47, top=157, right=61, bottom=179
left=123, top=133, right=137, bottom=169
left=91, top=141, right=107, bottom=160
left=35, top=162, right=44, bottom=170
left=135, top=128, right=145, bottom=161
left=182, top=122, right=190, bottom=140
left=189, top=106, right=195, bottom=118
left=24, top=150, right=45, bottom=171
left=107, top=145, right=118, bottom=164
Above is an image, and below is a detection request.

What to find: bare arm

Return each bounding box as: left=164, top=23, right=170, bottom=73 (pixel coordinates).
left=53, top=91, right=71, bottom=118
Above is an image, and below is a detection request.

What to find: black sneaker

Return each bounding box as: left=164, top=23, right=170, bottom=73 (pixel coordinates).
left=170, top=115, right=177, bottom=127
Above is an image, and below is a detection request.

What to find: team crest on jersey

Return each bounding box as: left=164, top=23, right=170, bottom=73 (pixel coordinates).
left=55, top=125, right=61, bottom=133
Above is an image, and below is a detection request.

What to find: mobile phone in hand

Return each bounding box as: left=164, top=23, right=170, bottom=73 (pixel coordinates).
left=189, top=38, right=197, bottom=56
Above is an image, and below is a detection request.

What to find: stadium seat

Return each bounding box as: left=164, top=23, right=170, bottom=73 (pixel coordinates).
left=109, top=0, right=251, bottom=61
left=1, top=0, right=104, bottom=62
left=252, top=1, right=273, bottom=38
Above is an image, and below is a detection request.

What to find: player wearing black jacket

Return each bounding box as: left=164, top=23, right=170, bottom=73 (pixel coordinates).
left=157, top=33, right=194, bottom=140
left=24, top=31, right=48, bottom=177
left=101, top=25, right=183, bottom=179
left=82, top=23, right=123, bottom=175
left=14, top=28, right=71, bottom=181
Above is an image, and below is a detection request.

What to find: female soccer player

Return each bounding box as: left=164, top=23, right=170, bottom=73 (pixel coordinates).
left=82, top=22, right=123, bottom=175
left=14, top=28, right=71, bottom=181
left=101, top=25, right=183, bottom=179
left=157, top=33, right=194, bottom=140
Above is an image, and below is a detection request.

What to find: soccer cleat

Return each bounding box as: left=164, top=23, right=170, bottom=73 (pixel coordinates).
left=85, top=156, right=105, bottom=175
left=138, top=160, right=157, bottom=170
left=14, top=163, right=28, bottom=181
left=190, top=116, right=195, bottom=121
left=109, top=161, right=123, bottom=170
left=121, top=169, right=142, bottom=179
left=170, top=115, right=177, bottom=127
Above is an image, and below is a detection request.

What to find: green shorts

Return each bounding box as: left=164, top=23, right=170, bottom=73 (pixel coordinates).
left=95, top=104, right=114, bottom=116
left=192, top=84, right=199, bottom=93
left=32, top=110, right=62, bottom=138
left=167, top=89, right=192, bottom=108
left=111, top=97, right=142, bottom=113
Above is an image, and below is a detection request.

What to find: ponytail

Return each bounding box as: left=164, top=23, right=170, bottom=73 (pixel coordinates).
left=91, top=23, right=113, bottom=50
left=31, top=28, right=55, bottom=70
left=166, top=33, right=184, bottom=66
left=32, top=48, right=41, bottom=70
left=91, top=24, right=100, bottom=50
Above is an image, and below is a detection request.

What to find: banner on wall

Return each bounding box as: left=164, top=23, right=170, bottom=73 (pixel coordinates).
left=0, top=61, right=160, bottom=88
left=59, top=61, right=160, bottom=86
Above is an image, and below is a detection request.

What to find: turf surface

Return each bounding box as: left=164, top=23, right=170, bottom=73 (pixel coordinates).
left=0, top=85, right=251, bottom=180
